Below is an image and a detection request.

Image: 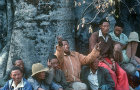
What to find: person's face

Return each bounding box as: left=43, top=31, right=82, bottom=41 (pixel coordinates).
left=50, top=58, right=59, bottom=69
left=100, top=22, right=110, bottom=35
left=15, top=60, right=24, bottom=72
left=114, top=26, right=123, bottom=36
left=90, top=59, right=99, bottom=70
left=37, top=72, right=46, bottom=80
left=62, top=41, right=70, bottom=53
left=10, top=70, right=23, bottom=84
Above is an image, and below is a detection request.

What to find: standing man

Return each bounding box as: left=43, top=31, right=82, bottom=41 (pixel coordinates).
left=55, top=37, right=100, bottom=90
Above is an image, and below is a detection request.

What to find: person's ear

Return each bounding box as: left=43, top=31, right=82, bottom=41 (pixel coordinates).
left=10, top=73, right=12, bottom=78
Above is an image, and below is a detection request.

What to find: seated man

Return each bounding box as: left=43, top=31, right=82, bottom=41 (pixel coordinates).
left=0, top=59, right=27, bottom=87
left=81, top=58, right=115, bottom=90
left=47, top=54, right=73, bottom=90
left=109, top=21, right=140, bottom=64
left=89, top=19, right=129, bottom=90
left=109, top=21, right=128, bottom=50
left=28, top=63, right=63, bottom=90
left=55, top=36, right=100, bottom=90
left=112, top=31, right=140, bottom=89
left=1, top=66, right=32, bottom=90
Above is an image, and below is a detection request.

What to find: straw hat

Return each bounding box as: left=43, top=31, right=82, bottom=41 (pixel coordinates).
left=31, top=63, right=49, bottom=76
left=128, top=32, right=140, bottom=42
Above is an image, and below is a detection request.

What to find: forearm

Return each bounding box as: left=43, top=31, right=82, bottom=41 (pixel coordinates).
left=81, top=48, right=100, bottom=65
left=55, top=45, right=64, bottom=65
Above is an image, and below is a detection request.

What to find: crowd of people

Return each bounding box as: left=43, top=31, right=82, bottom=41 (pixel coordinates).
left=0, top=18, right=140, bottom=90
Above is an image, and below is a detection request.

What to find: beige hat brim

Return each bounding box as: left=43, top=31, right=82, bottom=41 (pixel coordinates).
left=31, top=67, right=49, bottom=76
left=128, top=39, right=140, bottom=43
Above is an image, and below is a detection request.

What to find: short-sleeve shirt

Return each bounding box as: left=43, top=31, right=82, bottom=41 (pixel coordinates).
left=109, top=32, right=128, bottom=45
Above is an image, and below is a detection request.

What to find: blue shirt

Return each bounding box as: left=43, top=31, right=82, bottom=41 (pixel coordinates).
left=28, top=77, right=62, bottom=90
left=1, top=78, right=32, bottom=90
left=109, top=31, right=128, bottom=45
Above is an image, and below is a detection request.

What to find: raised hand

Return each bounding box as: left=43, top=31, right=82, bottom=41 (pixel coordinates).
left=94, top=41, right=101, bottom=51
left=38, top=88, right=45, bottom=90
left=47, top=60, right=51, bottom=68
left=111, top=58, right=116, bottom=71
left=57, top=36, right=63, bottom=46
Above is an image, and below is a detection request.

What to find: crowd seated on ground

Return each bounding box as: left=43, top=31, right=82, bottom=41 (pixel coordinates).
left=0, top=18, right=140, bottom=90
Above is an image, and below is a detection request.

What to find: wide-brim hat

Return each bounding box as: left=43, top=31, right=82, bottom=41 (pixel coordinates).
left=128, top=32, right=140, bottom=42
left=31, top=63, right=49, bottom=76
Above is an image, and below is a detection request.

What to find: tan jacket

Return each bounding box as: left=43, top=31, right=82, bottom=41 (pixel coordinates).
left=55, top=45, right=100, bottom=82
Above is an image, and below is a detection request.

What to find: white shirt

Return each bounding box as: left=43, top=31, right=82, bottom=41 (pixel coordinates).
left=88, top=69, right=99, bottom=90
left=12, top=78, right=24, bottom=90
left=99, top=30, right=109, bottom=42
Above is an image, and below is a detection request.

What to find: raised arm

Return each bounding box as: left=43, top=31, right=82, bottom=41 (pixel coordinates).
left=79, top=42, right=100, bottom=65
left=89, top=33, right=98, bottom=52
left=55, top=37, right=64, bottom=67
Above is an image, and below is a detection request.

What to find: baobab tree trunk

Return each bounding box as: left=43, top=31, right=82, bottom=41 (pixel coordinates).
left=0, top=0, right=75, bottom=81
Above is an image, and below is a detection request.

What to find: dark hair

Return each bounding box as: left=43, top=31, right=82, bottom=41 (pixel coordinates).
left=10, top=66, right=23, bottom=74
left=115, top=21, right=124, bottom=28
left=99, top=18, right=110, bottom=25
left=48, top=54, right=57, bottom=62
left=62, top=39, right=69, bottom=44
left=13, top=59, right=23, bottom=65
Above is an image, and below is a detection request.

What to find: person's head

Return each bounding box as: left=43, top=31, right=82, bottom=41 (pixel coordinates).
left=99, top=19, right=110, bottom=36
left=114, top=21, right=124, bottom=37
left=48, top=55, right=59, bottom=70
left=62, top=39, right=70, bottom=53
left=128, top=32, right=140, bottom=43
left=31, top=63, right=49, bottom=81
left=89, top=58, right=99, bottom=71
left=34, top=71, right=46, bottom=81
left=14, top=60, right=24, bottom=72
left=10, top=66, right=23, bottom=85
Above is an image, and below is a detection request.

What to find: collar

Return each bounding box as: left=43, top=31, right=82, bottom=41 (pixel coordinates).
left=64, top=51, right=75, bottom=56
left=12, top=78, right=24, bottom=89
left=99, top=30, right=109, bottom=42
left=113, top=31, right=121, bottom=39
left=89, top=69, right=97, bottom=75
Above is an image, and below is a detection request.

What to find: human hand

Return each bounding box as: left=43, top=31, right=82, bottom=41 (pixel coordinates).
left=114, top=44, right=122, bottom=52
left=111, top=58, right=116, bottom=71
left=113, top=50, right=123, bottom=63
left=58, top=88, right=63, bottom=90
left=38, top=88, right=45, bottom=90
left=94, top=41, right=101, bottom=51
left=57, top=36, right=63, bottom=46
left=47, top=60, right=51, bottom=68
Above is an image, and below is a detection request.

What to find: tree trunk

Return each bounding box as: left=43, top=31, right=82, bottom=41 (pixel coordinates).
left=1, top=0, right=75, bottom=79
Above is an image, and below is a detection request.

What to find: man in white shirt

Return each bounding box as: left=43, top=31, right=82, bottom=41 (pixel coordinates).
left=1, top=66, right=32, bottom=90
left=81, top=58, right=115, bottom=90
